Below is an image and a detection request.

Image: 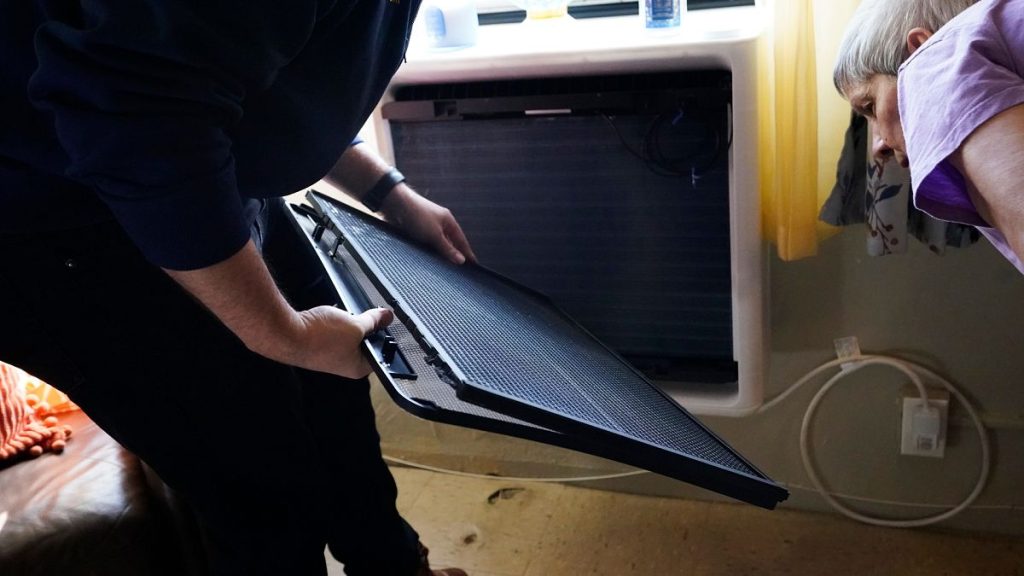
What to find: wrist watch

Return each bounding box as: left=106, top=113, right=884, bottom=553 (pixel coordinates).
left=361, top=168, right=406, bottom=212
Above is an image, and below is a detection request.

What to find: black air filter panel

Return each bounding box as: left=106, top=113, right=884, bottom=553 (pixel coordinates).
left=291, top=192, right=787, bottom=509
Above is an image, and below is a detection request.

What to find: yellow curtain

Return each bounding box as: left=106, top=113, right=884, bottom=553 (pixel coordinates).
left=758, top=0, right=862, bottom=260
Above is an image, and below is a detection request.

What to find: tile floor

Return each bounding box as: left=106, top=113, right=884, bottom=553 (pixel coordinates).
left=326, top=467, right=1024, bottom=576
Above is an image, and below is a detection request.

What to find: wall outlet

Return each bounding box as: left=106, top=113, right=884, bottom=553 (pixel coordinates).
left=900, top=391, right=949, bottom=458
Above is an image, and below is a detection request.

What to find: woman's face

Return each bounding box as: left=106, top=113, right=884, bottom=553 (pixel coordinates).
left=847, top=74, right=908, bottom=167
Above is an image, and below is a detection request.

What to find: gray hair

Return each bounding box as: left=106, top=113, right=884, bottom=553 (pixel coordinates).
left=833, top=0, right=979, bottom=96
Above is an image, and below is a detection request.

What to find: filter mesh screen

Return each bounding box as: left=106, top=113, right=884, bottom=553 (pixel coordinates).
left=329, top=236, right=545, bottom=430
left=318, top=199, right=760, bottom=477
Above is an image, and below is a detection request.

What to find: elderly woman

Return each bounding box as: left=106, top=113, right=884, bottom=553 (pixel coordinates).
left=833, top=0, right=1024, bottom=272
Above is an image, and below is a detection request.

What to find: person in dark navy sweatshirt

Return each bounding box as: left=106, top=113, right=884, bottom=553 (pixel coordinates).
left=0, top=1, right=474, bottom=575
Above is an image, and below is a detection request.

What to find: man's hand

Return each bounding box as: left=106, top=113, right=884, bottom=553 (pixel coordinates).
left=380, top=185, right=477, bottom=265
left=286, top=305, right=394, bottom=378
left=165, top=240, right=393, bottom=379
left=325, top=142, right=477, bottom=265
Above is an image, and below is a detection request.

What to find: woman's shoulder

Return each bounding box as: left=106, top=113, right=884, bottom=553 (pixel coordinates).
left=898, top=0, right=1024, bottom=231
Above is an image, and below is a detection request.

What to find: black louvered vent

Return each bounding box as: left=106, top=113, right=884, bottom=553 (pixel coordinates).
left=391, top=70, right=730, bottom=103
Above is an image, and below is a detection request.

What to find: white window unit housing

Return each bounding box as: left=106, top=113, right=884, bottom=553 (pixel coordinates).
left=367, top=7, right=766, bottom=416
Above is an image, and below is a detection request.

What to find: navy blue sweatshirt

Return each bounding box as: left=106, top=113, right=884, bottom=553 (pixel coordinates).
left=1, top=0, right=418, bottom=269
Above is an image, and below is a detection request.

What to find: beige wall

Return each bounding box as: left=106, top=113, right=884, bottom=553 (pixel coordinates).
left=373, top=225, right=1024, bottom=535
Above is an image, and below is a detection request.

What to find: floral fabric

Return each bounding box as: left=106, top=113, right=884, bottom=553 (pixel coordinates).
left=821, top=112, right=979, bottom=255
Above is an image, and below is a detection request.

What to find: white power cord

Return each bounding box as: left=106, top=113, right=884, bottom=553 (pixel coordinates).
left=381, top=454, right=648, bottom=483
left=759, top=353, right=990, bottom=528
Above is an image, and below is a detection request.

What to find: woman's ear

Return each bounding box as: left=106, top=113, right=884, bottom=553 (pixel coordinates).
left=906, top=27, right=933, bottom=55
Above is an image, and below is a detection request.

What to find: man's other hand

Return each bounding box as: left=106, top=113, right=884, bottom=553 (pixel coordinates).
left=380, top=185, right=478, bottom=265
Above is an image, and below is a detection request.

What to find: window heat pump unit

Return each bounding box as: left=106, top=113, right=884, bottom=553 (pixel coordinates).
left=378, top=69, right=766, bottom=416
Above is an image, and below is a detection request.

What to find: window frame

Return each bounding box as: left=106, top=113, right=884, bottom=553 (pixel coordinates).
left=475, top=0, right=754, bottom=21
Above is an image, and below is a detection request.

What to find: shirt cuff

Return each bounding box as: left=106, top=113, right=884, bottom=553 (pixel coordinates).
left=101, top=165, right=251, bottom=271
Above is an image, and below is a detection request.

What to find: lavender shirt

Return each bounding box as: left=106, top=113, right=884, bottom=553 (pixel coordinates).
left=898, top=0, right=1024, bottom=272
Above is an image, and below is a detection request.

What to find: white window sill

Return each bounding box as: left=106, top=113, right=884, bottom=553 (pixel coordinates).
left=396, top=6, right=763, bottom=85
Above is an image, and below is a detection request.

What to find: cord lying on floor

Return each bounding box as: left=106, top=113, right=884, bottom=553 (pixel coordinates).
left=380, top=454, right=648, bottom=483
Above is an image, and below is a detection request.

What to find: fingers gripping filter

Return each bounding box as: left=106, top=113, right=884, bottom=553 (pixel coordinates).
left=291, top=191, right=788, bottom=509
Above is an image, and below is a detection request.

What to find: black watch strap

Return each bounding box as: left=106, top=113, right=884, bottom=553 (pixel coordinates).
left=361, top=168, right=405, bottom=213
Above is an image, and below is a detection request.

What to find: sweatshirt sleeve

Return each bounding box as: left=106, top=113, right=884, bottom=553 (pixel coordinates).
left=28, top=1, right=318, bottom=270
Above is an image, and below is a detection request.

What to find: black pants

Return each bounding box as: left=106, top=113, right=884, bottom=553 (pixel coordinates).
left=0, top=198, right=421, bottom=576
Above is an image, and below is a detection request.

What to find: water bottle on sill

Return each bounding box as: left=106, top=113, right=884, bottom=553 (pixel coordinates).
left=423, top=0, right=479, bottom=50
left=644, top=0, right=683, bottom=32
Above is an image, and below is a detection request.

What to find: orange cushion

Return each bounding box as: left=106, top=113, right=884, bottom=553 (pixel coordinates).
left=0, top=362, right=72, bottom=463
